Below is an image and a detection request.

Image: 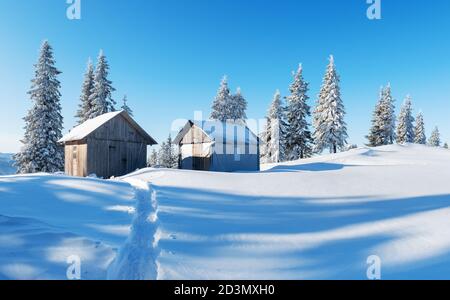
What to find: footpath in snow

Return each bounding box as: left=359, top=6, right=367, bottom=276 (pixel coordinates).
left=107, top=178, right=159, bottom=280
left=1, top=144, right=450, bottom=279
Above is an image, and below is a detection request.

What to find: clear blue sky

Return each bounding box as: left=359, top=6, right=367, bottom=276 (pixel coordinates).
left=1, top=0, right=450, bottom=152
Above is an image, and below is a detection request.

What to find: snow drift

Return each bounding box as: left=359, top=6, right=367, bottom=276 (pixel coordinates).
left=1, top=144, right=450, bottom=279
left=0, top=153, right=15, bottom=175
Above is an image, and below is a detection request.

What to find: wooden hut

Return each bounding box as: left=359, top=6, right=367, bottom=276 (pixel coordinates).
left=174, top=120, right=260, bottom=172
left=59, top=111, right=157, bottom=178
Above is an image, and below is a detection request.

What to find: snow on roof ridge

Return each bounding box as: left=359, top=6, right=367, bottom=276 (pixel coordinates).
left=59, top=110, right=123, bottom=143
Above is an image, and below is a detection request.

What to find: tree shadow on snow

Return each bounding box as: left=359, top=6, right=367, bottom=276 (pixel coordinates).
left=154, top=184, right=450, bottom=279
left=263, top=162, right=353, bottom=173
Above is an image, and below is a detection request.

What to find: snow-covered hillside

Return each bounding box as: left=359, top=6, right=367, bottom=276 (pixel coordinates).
left=0, top=153, right=15, bottom=175
left=0, top=174, right=135, bottom=279
left=1, top=144, right=450, bottom=279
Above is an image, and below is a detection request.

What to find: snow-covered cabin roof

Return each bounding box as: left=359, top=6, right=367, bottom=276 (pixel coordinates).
left=59, top=110, right=157, bottom=145
left=174, top=120, right=259, bottom=145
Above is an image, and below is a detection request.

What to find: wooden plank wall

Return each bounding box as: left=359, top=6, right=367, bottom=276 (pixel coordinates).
left=64, top=144, right=88, bottom=177
left=86, top=115, right=148, bottom=178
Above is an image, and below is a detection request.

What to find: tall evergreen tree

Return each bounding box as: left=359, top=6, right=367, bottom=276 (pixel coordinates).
left=88, top=50, right=116, bottom=118
left=230, top=87, right=247, bottom=123
left=366, top=88, right=386, bottom=147
left=313, top=56, right=348, bottom=153
left=210, top=76, right=232, bottom=122
left=75, top=59, right=95, bottom=124
left=148, top=149, right=159, bottom=167
left=261, top=90, right=287, bottom=163
left=121, top=95, right=133, bottom=117
left=396, top=96, right=415, bottom=144
left=414, top=112, right=426, bottom=144
left=428, top=126, right=441, bottom=147
left=379, top=84, right=396, bottom=144
left=14, top=41, right=64, bottom=174
left=158, top=135, right=178, bottom=168
left=285, top=64, right=313, bottom=159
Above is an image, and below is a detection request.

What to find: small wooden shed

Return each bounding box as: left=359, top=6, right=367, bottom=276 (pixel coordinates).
left=59, top=111, right=157, bottom=178
left=174, top=120, right=260, bottom=172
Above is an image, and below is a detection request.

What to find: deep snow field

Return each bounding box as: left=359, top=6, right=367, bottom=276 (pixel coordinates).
left=1, top=144, right=450, bottom=280
left=0, top=153, right=15, bottom=176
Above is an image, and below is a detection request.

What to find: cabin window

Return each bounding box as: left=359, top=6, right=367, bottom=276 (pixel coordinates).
left=72, top=146, right=77, bottom=159
left=72, top=146, right=78, bottom=176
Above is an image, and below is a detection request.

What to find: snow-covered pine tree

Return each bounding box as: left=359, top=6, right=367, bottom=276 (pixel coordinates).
left=396, top=96, right=415, bottom=144
left=75, top=59, right=95, bottom=124
left=414, top=112, right=426, bottom=144
left=261, top=90, right=287, bottom=163
left=285, top=64, right=313, bottom=159
left=313, top=56, right=348, bottom=153
left=366, top=88, right=386, bottom=147
left=148, top=149, right=159, bottom=167
left=380, top=84, right=396, bottom=144
left=428, top=126, right=441, bottom=147
left=210, top=76, right=232, bottom=121
left=88, top=50, right=116, bottom=118
left=121, top=95, right=133, bottom=117
left=158, top=135, right=178, bottom=168
left=14, top=41, right=64, bottom=174
left=230, top=87, right=247, bottom=123
left=444, top=142, right=449, bottom=149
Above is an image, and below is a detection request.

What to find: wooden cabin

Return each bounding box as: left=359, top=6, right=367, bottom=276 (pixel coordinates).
left=174, top=120, right=260, bottom=172
left=59, top=111, right=157, bottom=178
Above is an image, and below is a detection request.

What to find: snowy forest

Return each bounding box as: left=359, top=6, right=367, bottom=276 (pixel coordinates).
left=12, top=41, right=447, bottom=174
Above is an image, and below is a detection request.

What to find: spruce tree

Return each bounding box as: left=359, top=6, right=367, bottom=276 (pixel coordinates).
left=230, top=87, right=247, bottom=123
left=158, top=135, right=178, bottom=168
left=75, top=59, right=95, bottom=124
left=285, top=64, right=313, bottom=159
left=366, top=88, right=386, bottom=147
left=414, top=112, right=426, bottom=144
left=121, top=95, right=133, bottom=117
left=444, top=142, right=449, bottom=149
left=14, top=41, right=64, bottom=174
left=88, top=50, right=116, bottom=118
left=210, top=76, right=232, bottom=122
left=148, top=149, right=159, bottom=167
left=428, top=127, right=441, bottom=147
left=261, top=90, right=287, bottom=163
left=396, top=96, right=415, bottom=144
left=313, top=56, right=348, bottom=153
left=380, top=84, right=396, bottom=144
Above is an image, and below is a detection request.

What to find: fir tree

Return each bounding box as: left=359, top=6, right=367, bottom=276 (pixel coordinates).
left=313, top=56, right=348, bottom=153
left=428, top=126, right=441, bottom=147
left=121, top=95, right=133, bottom=117
left=158, top=135, right=178, bottom=168
left=75, top=59, right=95, bottom=124
left=261, top=90, right=287, bottom=163
left=230, top=87, right=247, bottom=123
left=414, top=112, right=426, bottom=144
left=88, top=50, right=116, bottom=118
left=380, top=84, right=396, bottom=144
left=444, top=142, right=449, bottom=149
left=210, top=76, right=232, bottom=121
left=14, top=41, right=64, bottom=174
left=396, top=96, right=415, bottom=144
left=148, top=149, right=159, bottom=167
left=366, top=88, right=386, bottom=147
left=285, top=64, right=313, bottom=159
